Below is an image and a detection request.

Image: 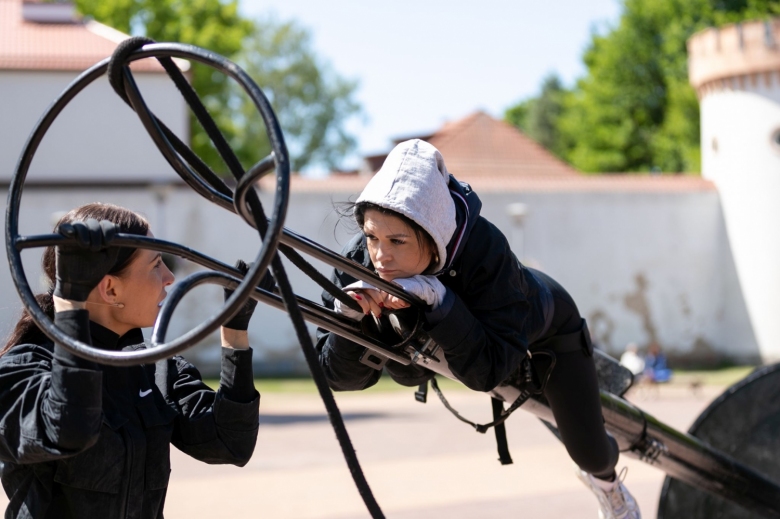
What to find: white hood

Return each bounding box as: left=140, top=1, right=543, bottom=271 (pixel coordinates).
left=356, top=139, right=456, bottom=272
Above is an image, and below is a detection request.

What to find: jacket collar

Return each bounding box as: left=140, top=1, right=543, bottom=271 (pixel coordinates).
left=89, top=321, right=145, bottom=351
left=437, top=175, right=482, bottom=273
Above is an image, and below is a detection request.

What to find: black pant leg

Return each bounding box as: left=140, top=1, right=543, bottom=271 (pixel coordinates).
left=531, top=269, right=619, bottom=478
left=543, top=348, right=619, bottom=478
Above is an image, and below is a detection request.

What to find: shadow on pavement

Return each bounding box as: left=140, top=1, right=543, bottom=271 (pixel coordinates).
left=259, top=411, right=388, bottom=425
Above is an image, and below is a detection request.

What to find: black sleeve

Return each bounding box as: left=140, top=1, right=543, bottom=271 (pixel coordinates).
left=425, top=220, right=530, bottom=392
left=0, top=310, right=103, bottom=463
left=315, top=234, right=433, bottom=391
left=169, top=348, right=259, bottom=466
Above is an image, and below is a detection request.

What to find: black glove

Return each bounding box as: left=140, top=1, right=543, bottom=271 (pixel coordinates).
left=54, top=219, right=120, bottom=302
left=222, top=259, right=274, bottom=331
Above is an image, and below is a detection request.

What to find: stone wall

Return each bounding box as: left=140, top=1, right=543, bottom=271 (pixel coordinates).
left=0, top=182, right=758, bottom=375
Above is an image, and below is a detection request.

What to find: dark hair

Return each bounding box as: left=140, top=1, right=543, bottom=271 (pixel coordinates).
left=346, top=202, right=438, bottom=272
left=2, top=203, right=149, bottom=354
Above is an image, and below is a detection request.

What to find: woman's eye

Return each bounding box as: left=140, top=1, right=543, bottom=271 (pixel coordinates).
left=154, top=259, right=162, bottom=269
left=391, top=239, right=406, bottom=245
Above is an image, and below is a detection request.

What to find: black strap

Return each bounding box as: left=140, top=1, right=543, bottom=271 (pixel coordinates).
left=429, top=377, right=534, bottom=433
left=492, top=397, right=513, bottom=465
left=427, top=320, right=591, bottom=466
left=429, top=352, right=557, bottom=465
left=414, top=381, right=428, bottom=403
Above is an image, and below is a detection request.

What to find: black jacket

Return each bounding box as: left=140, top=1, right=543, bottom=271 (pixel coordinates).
left=317, top=178, right=550, bottom=392
left=0, top=310, right=259, bottom=519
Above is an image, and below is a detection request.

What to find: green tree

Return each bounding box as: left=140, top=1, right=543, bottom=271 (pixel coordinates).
left=565, top=0, right=780, bottom=173
left=228, top=18, right=361, bottom=173
left=505, top=98, right=535, bottom=135
left=529, top=75, right=568, bottom=157
left=75, top=1, right=361, bottom=173
left=505, top=74, right=571, bottom=161
left=508, top=0, right=780, bottom=173
left=504, top=74, right=568, bottom=158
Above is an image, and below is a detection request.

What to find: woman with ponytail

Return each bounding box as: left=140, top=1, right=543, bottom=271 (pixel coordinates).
left=0, top=203, right=262, bottom=519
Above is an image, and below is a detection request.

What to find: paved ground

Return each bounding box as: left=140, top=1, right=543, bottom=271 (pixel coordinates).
left=0, top=384, right=723, bottom=518
left=166, top=384, right=720, bottom=519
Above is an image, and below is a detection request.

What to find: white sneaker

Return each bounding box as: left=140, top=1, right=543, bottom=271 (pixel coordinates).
left=576, top=466, right=641, bottom=519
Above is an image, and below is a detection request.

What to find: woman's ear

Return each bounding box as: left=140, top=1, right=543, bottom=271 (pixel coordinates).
left=93, top=275, right=119, bottom=305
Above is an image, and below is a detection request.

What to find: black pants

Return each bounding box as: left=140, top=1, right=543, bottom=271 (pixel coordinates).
left=532, top=270, right=619, bottom=479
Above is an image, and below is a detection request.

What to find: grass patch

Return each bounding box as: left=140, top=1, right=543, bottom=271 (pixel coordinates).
left=670, top=366, right=756, bottom=387
left=202, top=366, right=762, bottom=393
left=202, top=375, right=470, bottom=394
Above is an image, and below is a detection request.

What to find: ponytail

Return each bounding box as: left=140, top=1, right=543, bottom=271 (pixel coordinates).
left=1, top=293, right=55, bottom=355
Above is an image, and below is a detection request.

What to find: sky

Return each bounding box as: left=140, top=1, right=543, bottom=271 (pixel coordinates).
left=240, top=0, right=623, bottom=170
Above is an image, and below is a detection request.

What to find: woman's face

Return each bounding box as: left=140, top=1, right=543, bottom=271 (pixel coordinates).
left=111, top=231, right=175, bottom=330
left=362, top=209, right=434, bottom=281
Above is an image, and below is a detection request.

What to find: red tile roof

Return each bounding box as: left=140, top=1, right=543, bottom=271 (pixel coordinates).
left=426, top=111, right=580, bottom=178
left=260, top=173, right=715, bottom=194
left=0, top=0, right=162, bottom=72
left=366, top=111, right=580, bottom=179
left=338, top=110, right=713, bottom=193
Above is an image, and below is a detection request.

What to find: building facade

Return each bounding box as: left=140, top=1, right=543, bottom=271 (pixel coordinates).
left=0, top=0, right=773, bottom=373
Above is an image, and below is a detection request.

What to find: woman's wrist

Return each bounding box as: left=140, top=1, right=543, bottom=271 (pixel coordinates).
left=52, top=295, right=87, bottom=312
left=221, top=327, right=250, bottom=349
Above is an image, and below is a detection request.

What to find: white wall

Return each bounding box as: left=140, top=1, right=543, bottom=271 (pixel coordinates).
left=0, top=183, right=758, bottom=376
left=480, top=190, right=757, bottom=364
left=0, top=185, right=356, bottom=375
left=700, top=79, right=780, bottom=361
left=0, top=70, right=187, bottom=183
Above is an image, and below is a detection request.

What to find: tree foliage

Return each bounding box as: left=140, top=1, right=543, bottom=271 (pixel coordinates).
left=228, top=18, right=361, bottom=173
left=75, top=0, right=361, bottom=174
left=505, top=0, right=780, bottom=173
left=505, top=74, right=569, bottom=160
left=76, top=0, right=251, bottom=102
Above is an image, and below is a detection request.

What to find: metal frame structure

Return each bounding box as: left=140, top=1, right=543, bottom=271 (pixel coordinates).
left=6, top=41, right=780, bottom=518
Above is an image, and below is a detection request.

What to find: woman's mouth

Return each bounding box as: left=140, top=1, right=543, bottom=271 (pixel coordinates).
left=376, top=270, right=398, bottom=281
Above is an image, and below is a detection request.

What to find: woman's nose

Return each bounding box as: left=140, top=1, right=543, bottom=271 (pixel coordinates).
left=375, top=244, right=390, bottom=261
left=162, top=263, right=175, bottom=286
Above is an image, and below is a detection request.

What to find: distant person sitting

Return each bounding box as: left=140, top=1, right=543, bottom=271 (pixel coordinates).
left=644, top=342, right=672, bottom=383
left=619, top=343, right=645, bottom=383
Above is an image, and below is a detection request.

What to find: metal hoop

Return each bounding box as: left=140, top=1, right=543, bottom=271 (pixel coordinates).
left=5, top=43, right=289, bottom=366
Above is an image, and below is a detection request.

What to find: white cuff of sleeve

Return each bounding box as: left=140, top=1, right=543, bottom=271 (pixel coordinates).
left=334, top=298, right=365, bottom=320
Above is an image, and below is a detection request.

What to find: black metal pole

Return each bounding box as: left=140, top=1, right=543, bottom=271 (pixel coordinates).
left=599, top=392, right=780, bottom=517
left=473, top=357, right=780, bottom=517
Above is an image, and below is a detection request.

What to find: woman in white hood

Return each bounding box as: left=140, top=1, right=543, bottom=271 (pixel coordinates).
left=316, top=139, right=640, bottom=519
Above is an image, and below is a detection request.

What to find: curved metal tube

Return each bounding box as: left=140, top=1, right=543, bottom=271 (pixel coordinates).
left=5, top=43, right=289, bottom=366
left=16, top=234, right=235, bottom=273
left=5, top=40, right=420, bottom=365
left=150, top=270, right=413, bottom=366
left=4, top=39, right=394, bottom=518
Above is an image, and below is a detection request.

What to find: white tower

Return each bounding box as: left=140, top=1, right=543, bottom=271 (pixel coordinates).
left=689, top=19, right=780, bottom=361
